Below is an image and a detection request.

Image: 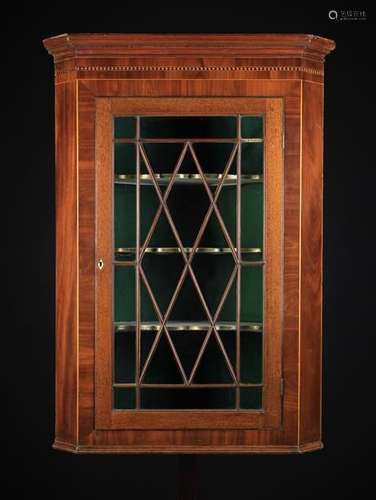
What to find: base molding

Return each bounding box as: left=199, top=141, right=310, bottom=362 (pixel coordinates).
left=298, top=441, right=324, bottom=453
left=53, top=440, right=79, bottom=453
left=53, top=440, right=323, bottom=454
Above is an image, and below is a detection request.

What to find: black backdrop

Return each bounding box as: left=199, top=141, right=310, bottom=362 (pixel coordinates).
left=4, top=3, right=375, bottom=498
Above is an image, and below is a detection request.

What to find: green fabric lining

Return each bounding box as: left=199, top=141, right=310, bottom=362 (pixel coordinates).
left=240, top=332, right=263, bottom=383
left=114, top=184, right=136, bottom=248
left=142, top=252, right=184, bottom=316
left=142, top=143, right=184, bottom=174
left=241, top=183, right=263, bottom=259
left=114, top=267, right=135, bottom=322
left=114, top=143, right=136, bottom=175
left=114, top=117, right=136, bottom=139
left=241, top=116, right=263, bottom=138
left=114, top=388, right=136, bottom=409
left=115, top=331, right=135, bottom=383
left=191, top=253, right=235, bottom=316
left=241, top=267, right=263, bottom=322
left=240, top=387, right=262, bottom=409
left=241, top=143, right=263, bottom=175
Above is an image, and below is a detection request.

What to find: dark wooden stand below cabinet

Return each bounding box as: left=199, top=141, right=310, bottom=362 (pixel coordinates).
left=43, top=33, right=335, bottom=454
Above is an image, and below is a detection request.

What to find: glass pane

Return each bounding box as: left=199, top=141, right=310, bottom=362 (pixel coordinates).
left=193, top=334, right=233, bottom=384
left=141, top=330, right=157, bottom=371
left=241, top=267, right=263, bottom=323
left=112, top=114, right=266, bottom=411
left=140, top=281, right=159, bottom=324
left=240, top=387, right=262, bottom=409
left=219, top=330, right=236, bottom=370
left=241, top=143, right=263, bottom=175
left=169, top=274, right=207, bottom=323
left=115, top=330, right=135, bottom=383
left=114, top=388, right=136, bottom=409
left=193, top=143, right=236, bottom=174
left=141, top=388, right=236, bottom=409
left=147, top=212, right=178, bottom=247
left=142, top=333, right=183, bottom=384
left=114, top=266, right=135, bottom=322
left=114, top=184, right=136, bottom=254
left=114, top=117, right=136, bottom=139
left=217, top=280, right=236, bottom=323
left=191, top=253, right=235, bottom=316
left=140, top=185, right=160, bottom=246
left=241, top=183, right=263, bottom=261
left=141, top=142, right=184, bottom=174
left=114, top=143, right=136, bottom=175
left=169, top=330, right=206, bottom=376
left=216, top=185, right=236, bottom=245
left=241, top=116, right=263, bottom=138
left=240, top=331, right=262, bottom=383
left=142, top=252, right=184, bottom=315
left=198, top=212, right=229, bottom=248
left=140, top=116, right=237, bottom=139
left=167, top=182, right=210, bottom=247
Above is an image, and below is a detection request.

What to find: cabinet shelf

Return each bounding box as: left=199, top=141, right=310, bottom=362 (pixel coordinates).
left=115, top=173, right=263, bottom=186
left=115, top=321, right=263, bottom=332
left=115, top=247, right=262, bottom=255
left=115, top=138, right=264, bottom=144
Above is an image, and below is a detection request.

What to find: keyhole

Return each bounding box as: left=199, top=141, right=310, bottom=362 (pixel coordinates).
left=97, top=259, right=104, bottom=270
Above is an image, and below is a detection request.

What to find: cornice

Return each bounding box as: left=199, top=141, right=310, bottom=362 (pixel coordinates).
left=44, top=33, right=335, bottom=63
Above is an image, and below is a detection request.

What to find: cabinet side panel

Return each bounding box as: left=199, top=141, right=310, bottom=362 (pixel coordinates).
left=300, top=81, right=323, bottom=445
left=54, top=82, right=78, bottom=447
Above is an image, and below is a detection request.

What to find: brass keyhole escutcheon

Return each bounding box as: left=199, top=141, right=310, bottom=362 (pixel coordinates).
left=97, top=259, right=104, bottom=270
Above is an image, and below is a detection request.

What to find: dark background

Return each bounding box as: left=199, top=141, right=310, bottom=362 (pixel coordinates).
left=4, top=3, right=375, bottom=498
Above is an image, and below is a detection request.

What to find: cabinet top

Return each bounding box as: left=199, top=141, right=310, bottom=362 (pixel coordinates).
left=43, top=33, right=335, bottom=62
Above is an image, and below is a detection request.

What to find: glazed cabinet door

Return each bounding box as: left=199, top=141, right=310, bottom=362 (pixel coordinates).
left=95, top=97, right=283, bottom=430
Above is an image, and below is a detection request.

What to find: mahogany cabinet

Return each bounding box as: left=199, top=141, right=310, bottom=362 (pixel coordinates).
left=43, top=33, right=335, bottom=453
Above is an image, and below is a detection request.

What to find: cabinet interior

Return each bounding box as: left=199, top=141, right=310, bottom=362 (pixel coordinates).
left=113, top=115, right=265, bottom=410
